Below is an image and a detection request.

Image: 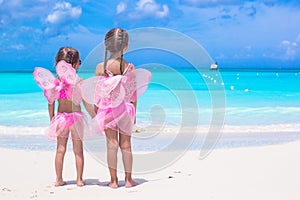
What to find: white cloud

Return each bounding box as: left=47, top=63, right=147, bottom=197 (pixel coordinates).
left=281, top=40, right=290, bottom=46
left=46, top=2, right=82, bottom=24
left=10, top=44, right=25, bottom=50
left=279, top=36, right=299, bottom=60
left=136, top=0, right=156, bottom=11
left=45, top=2, right=82, bottom=36
left=156, top=5, right=169, bottom=18
left=117, top=2, right=127, bottom=14
left=135, top=0, right=169, bottom=18
left=118, top=0, right=169, bottom=20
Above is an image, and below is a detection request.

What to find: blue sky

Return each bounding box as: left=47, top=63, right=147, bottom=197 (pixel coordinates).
left=0, top=0, right=300, bottom=69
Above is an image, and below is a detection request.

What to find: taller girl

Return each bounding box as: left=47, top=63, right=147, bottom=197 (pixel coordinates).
left=92, top=28, right=151, bottom=188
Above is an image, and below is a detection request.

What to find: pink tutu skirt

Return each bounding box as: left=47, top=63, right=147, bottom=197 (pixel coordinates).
left=46, top=112, right=89, bottom=140
left=92, top=102, right=135, bottom=136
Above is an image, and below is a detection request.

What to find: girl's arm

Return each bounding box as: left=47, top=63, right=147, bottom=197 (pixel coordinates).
left=132, top=101, right=137, bottom=124
left=83, top=100, right=96, bottom=118
left=48, top=102, right=55, bottom=121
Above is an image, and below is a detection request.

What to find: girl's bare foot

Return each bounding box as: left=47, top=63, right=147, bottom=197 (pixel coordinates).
left=77, top=180, right=84, bottom=187
left=125, top=179, right=138, bottom=188
left=55, top=180, right=66, bottom=187
left=107, top=179, right=118, bottom=189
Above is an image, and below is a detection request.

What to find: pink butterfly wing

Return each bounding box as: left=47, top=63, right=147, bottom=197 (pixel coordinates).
left=124, top=68, right=152, bottom=102
left=80, top=76, right=99, bottom=105
left=66, top=82, right=82, bottom=105
left=80, top=76, right=125, bottom=108
left=56, top=60, right=78, bottom=85
left=81, top=69, right=151, bottom=109
left=56, top=60, right=83, bottom=104
left=93, top=76, right=124, bottom=108
left=33, top=67, right=58, bottom=103
left=44, top=89, right=59, bottom=104
left=33, top=67, right=56, bottom=90
left=110, top=82, right=126, bottom=108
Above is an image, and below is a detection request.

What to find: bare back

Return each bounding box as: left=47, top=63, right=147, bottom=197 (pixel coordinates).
left=57, top=99, right=81, bottom=113
left=95, top=58, right=132, bottom=76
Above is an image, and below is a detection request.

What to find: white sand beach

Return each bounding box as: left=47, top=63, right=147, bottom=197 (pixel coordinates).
left=1, top=139, right=300, bottom=200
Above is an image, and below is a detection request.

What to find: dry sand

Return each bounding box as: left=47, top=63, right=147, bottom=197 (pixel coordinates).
left=1, top=140, right=300, bottom=200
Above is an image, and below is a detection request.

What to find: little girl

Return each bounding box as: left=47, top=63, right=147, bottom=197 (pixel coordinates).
left=81, top=28, right=151, bottom=188
left=33, top=47, right=95, bottom=187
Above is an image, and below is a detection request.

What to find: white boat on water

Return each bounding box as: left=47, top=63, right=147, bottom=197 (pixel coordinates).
left=210, top=62, right=218, bottom=70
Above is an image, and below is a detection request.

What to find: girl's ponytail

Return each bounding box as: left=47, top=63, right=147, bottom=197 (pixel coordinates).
left=120, top=50, right=124, bottom=74
left=103, top=48, right=108, bottom=73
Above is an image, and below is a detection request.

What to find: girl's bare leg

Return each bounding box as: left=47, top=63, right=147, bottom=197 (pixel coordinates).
left=119, top=133, right=138, bottom=188
left=105, top=129, right=119, bottom=188
left=72, top=138, right=84, bottom=186
left=55, top=136, right=68, bottom=186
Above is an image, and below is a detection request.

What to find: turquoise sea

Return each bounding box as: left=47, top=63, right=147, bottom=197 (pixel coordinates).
left=0, top=68, right=300, bottom=151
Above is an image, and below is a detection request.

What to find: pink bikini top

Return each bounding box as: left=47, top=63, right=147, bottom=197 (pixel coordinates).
left=55, top=79, right=71, bottom=99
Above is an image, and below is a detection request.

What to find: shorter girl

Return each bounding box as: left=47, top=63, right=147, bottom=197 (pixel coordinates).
left=33, top=47, right=95, bottom=187
left=81, top=28, right=151, bottom=188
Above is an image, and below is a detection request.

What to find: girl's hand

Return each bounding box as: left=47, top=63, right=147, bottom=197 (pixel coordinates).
left=83, top=100, right=96, bottom=118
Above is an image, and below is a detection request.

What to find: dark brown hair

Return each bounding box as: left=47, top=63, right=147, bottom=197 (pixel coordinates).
left=55, top=47, right=80, bottom=68
left=104, top=28, right=129, bottom=74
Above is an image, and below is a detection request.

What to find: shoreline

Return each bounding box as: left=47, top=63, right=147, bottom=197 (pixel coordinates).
left=1, top=123, right=300, bottom=135
left=0, top=123, right=300, bottom=152
left=1, top=141, right=300, bottom=200
left=0, top=130, right=299, bottom=153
